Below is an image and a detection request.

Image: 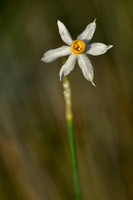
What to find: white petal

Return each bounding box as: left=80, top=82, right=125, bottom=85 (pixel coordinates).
left=41, top=46, right=71, bottom=63
left=77, top=54, right=95, bottom=85
left=77, top=19, right=96, bottom=44
left=86, top=43, right=113, bottom=56
left=57, top=20, right=73, bottom=45
left=59, top=54, right=77, bottom=80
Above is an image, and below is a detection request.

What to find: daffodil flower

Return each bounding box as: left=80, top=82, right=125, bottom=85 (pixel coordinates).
left=41, top=19, right=113, bottom=86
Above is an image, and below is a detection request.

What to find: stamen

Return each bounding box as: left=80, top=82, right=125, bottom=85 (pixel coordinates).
left=78, top=43, right=82, bottom=48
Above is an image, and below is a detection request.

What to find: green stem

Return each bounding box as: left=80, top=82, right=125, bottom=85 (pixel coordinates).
left=63, top=76, right=81, bottom=200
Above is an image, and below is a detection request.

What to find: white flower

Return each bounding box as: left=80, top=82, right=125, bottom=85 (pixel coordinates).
left=41, top=19, right=113, bottom=86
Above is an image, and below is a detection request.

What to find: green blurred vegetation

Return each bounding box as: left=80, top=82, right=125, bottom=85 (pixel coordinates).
left=0, top=0, right=133, bottom=199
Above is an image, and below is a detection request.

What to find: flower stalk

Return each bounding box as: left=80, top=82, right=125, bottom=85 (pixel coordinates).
left=63, top=76, right=81, bottom=200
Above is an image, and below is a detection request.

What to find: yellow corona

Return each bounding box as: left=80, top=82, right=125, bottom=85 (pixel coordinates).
left=71, top=40, right=86, bottom=54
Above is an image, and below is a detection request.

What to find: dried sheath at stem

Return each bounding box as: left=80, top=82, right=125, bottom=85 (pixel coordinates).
left=63, top=77, right=72, bottom=120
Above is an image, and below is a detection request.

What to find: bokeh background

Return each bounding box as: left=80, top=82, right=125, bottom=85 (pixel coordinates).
left=0, top=0, right=133, bottom=199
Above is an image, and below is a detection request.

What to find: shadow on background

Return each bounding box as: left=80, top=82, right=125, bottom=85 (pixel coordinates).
left=0, top=0, right=133, bottom=199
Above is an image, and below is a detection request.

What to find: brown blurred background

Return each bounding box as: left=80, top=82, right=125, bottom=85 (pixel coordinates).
left=0, top=0, right=133, bottom=199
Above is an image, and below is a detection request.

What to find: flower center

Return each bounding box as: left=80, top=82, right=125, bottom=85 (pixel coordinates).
left=71, top=40, right=86, bottom=54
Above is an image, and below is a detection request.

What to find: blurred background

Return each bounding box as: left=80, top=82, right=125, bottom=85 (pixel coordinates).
left=0, top=0, right=133, bottom=199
